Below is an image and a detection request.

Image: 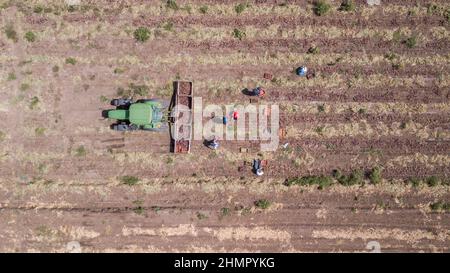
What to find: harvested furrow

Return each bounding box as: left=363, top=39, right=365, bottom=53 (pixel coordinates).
left=20, top=36, right=449, bottom=56
left=264, top=87, right=448, bottom=104
left=0, top=194, right=444, bottom=210
left=383, top=165, right=450, bottom=180
left=304, top=64, right=448, bottom=78
left=8, top=61, right=448, bottom=105
left=23, top=13, right=448, bottom=34
left=5, top=134, right=448, bottom=179
left=12, top=53, right=449, bottom=81
left=268, top=158, right=450, bottom=179
left=18, top=0, right=450, bottom=8
left=206, top=87, right=448, bottom=104
left=0, top=189, right=443, bottom=218
left=110, top=63, right=448, bottom=83
left=0, top=201, right=440, bottom=211
left=280, top=136, right=450, bottom=155
left=1, top=202, right=447, bottom=252
left=125, top=62, right=449, bottom=80
left=3, top=149, right=445, bottom=180
left=280, top=113, right=450, bottom=128
left=12, top=60, right=449, bottom=100
left=3, top=114, right=449, bottom=178
left=0, top=182, right=445, bottom=208
left=178, top=38, right=450, bottom=54
left=194, top=134, right=450, bottom=156
left=0, top=204, right=431, bottom=213
left=189, top=0, right=450, bottom=5
left=129, top=151, right=449, bottom=179
left=131, top=14, right=446, bottom=29
left=22, top=37, right=450, bottom=65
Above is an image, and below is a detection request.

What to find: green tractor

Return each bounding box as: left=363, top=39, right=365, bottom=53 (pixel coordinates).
left=106, top=98, right=170, bottom=131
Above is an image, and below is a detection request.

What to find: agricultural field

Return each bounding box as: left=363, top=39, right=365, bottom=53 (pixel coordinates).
left=0, top=0, right=449, bottom=253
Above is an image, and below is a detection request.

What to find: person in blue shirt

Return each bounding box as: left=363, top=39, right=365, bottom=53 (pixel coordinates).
left=251, top=87, right=266, bottom=97
left=253, top=159, right=264, bottom=176
left=296, top=66, right=308, bottom=76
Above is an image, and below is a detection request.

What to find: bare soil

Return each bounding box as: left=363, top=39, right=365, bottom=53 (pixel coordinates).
left=0, top=0, right=448, bottom=252
left=178, top=96, right=192, bottom=108
left=178, top=81, right=192, bottom=96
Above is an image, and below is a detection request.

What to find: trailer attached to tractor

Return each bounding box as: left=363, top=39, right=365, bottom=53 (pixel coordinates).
left=105, top=80, right=194, bottom=154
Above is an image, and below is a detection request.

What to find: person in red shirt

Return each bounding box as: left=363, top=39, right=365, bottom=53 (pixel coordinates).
left=259, top=88, right=265, bottom=97
left=233, top=110, right=239, bottom=120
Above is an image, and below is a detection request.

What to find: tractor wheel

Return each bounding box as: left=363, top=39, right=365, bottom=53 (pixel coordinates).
left=111, top=98, right=133, bottom=107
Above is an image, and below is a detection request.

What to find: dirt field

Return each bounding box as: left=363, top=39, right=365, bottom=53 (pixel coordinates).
left=0, top=0, right=449, bottom=252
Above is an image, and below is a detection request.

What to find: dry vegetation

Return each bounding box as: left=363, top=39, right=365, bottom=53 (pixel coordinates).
left=0, top=0, right=449, bottom=253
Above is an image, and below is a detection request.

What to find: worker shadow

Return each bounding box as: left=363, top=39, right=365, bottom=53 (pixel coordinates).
left=241, top=88, right=253, bottom=96
left=202, top=139, right=211, bottom=148
left=203, top=139, right=217, bottom=150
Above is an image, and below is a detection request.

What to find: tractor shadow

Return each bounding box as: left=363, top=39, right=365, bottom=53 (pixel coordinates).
left=168, top=82, right=178, bottom=153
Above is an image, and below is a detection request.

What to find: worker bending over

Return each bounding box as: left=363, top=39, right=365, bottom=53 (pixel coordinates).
left=207, top=137, right=219, bottom=150
left=251, top=87, right=265, bottom=97
left=252, top=159, right=264, bottom=176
